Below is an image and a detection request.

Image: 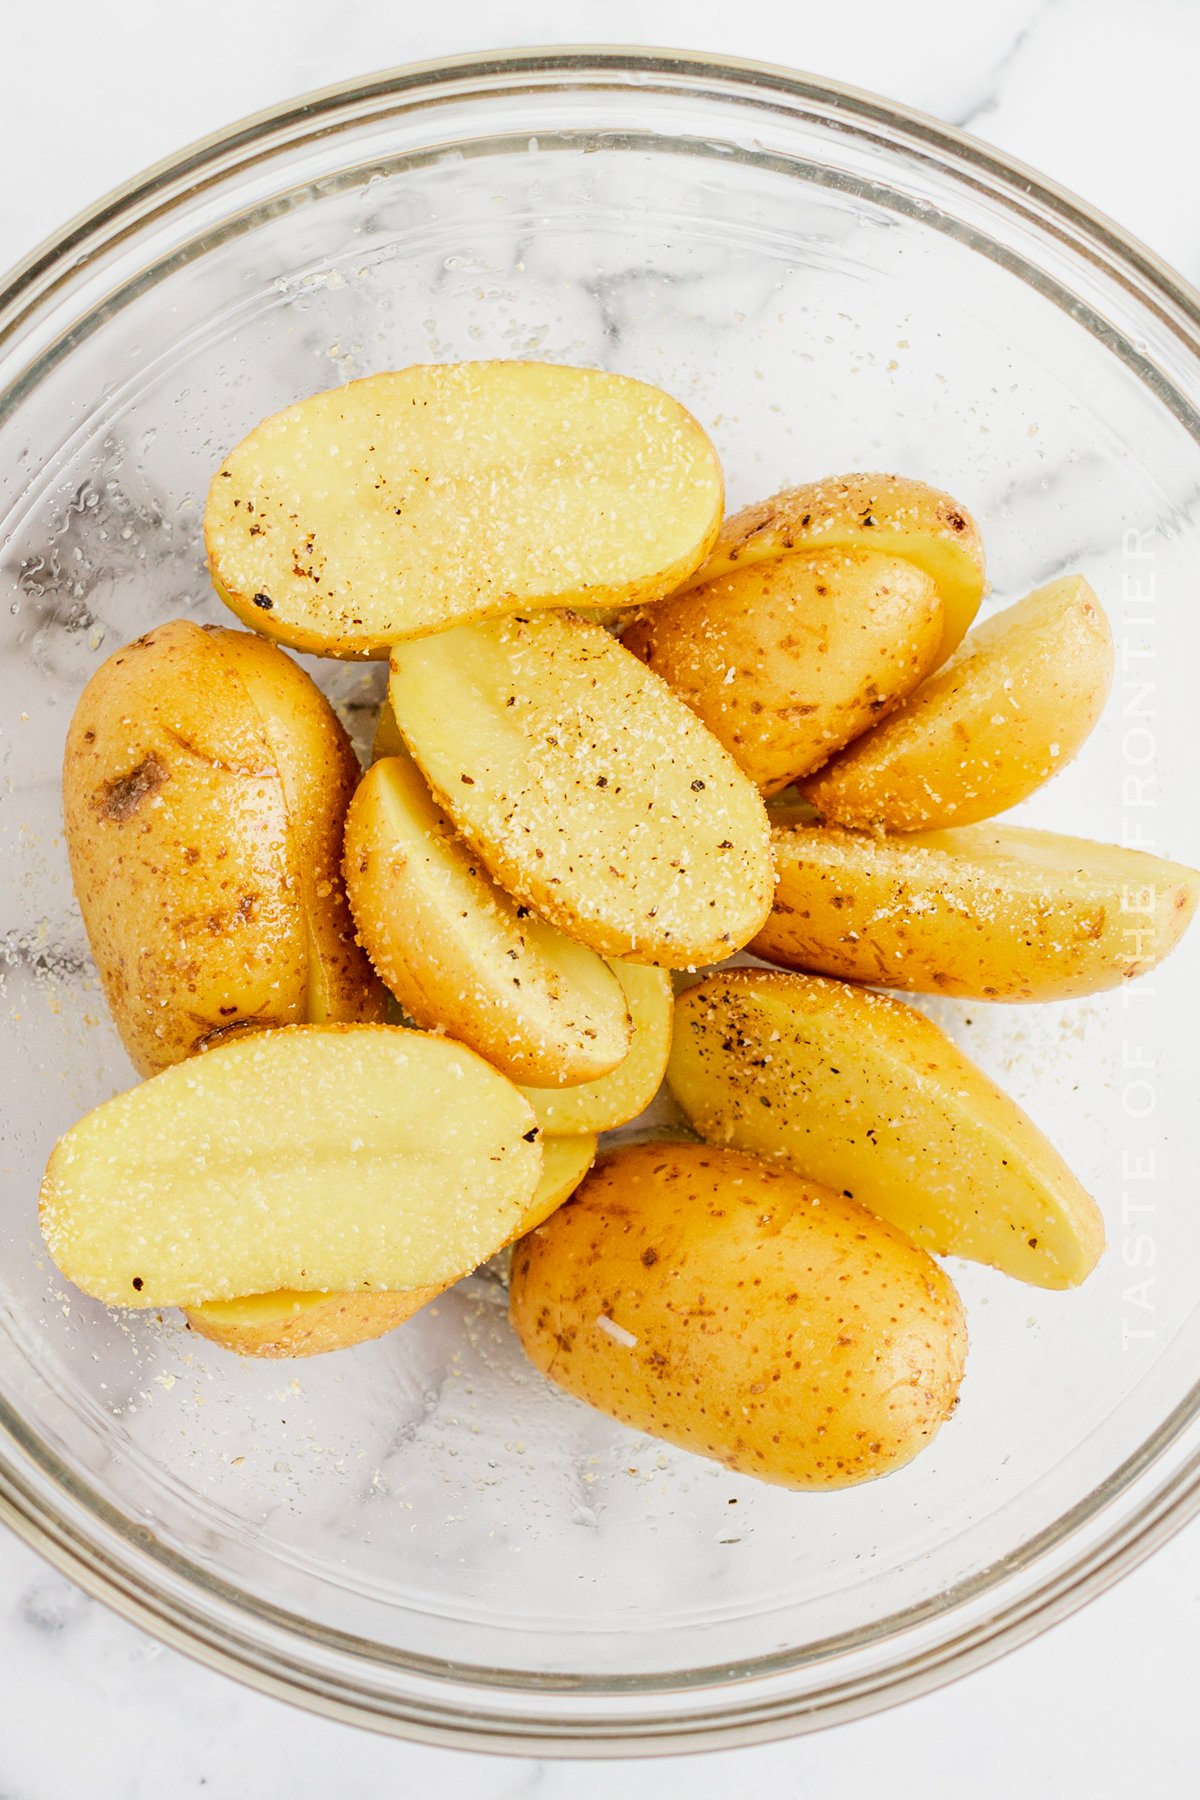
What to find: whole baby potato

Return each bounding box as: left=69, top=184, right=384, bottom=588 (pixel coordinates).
left=622, top=549, right=943, bottom=793
left=63, top=621, right=382, bottom=1075
left=510, top=1141, right=967, bottom=1489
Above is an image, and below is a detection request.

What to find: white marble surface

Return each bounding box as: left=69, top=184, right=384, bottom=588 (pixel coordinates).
left=3, top=0, right=1199, bottom=1792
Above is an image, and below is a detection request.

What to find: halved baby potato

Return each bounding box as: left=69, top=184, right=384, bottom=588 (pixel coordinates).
left=62, top=620, right=382, bottom=1077
left=520, top=962, right=674, bottom=1135
left=667, top=969, right=1104, bottom=1289
left=186, top=1133, right=597, bottom=1357
left=755, top=822, right=1200, bottom=1000
left=206, top=362, right=724, bottom=658
left=803, top=577, right=1114, bottom=832
left=511, top=1141, right=967, bottom=1489
left=622, top=548, right=943, bottom=793
left=685, top=473, right=985, bottom=664
left=389, top=612, right=773, bottom=966
left=343, top=754, right=631, bottom=1086
left=40, top=1024, right=542, bottom=1308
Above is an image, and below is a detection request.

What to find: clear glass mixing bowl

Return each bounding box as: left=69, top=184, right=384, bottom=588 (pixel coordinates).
left=1, top=48, right=1198, bottom=1754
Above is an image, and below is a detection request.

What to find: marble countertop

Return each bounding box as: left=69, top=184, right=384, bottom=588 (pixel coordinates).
left=3, top=2, right=1198, bottom=1794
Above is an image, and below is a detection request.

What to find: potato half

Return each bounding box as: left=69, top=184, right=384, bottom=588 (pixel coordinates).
left=510, top=1141, right=967, bottom=1489
left=803, top=576, right=1114, bottom=831
left=186, top=1133, right=596, bottom=1357
left=667, top=969, right=1104, bottom=1288
left=39, top=1024, right=542, bottom=1308
left=343, top=754, right=631, bottom=1085
left=622, top=549, right=943, bottom=793
left=206, top=362, right=724, bottom=658
left=684, top=473, right=985, bottom=664
left=63, top=621, right=382, bottom=1077
left=389, top=612, right=773, bottom=966
left=755, top=822, right=1200, bottom=1000
left=520, top=962, right=674, bottom=1134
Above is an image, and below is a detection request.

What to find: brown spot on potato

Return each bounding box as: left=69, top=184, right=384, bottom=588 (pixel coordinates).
left=95, top=752, right=168, bottom=822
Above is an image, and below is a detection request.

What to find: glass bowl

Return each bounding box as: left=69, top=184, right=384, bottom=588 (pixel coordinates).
left=2, top=48, right=1199, bottom=1755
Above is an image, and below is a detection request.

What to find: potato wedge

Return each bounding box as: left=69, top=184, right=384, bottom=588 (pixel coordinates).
left=207, top=628, right=385, bottom=1026
left=185, top=1285, right=444, bottom=1359
left=206, top=362, right=723, bottom=658
left=343, top=754, right=631, bottom=1085
left=389, top=612, right=773, bottom=966
left=371, top=694, right=405, bottom=762
left=685, top=473, right=985, bottom=663
left=803, top=577, right=1114, bottom=831
left=39, top=1024, right=542, bottom=1308
left=755, top=822, right=1200, bottom=1000
left=64, top=622, right=308, bottom=1075
left=667, top=970, right=1103, bottom=1288
left=511, top=1142, right=967, bottom=1489
left=521, top=963, right=674, bottom=1135
left=186, top=1133, right=596, bottom=1357
left=622, top=549, right=943, bottom=793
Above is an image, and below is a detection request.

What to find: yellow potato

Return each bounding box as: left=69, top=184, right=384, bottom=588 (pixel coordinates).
left=510, top=1142, right=967, bottom=1489
left=343, top=755, right=631, bottom=1085
left=185, top=1285, right=444, bottom=1359
left=803, top=577, right=1113, bottom=831
left=685, top=473, right=985, bottom=663
left=521, top=963, right=674, bottom=1134
left=64, top=621, right=380, bottom=1077
left=205, top=628, right=385, bottom=1025
left=756, top=822, right=1200, bottom=1000
left=371, top=694, right=405, bottom=762
left=389, top=612, right=773, bottom=966
left=667, top=969, right=1104, bottom=1288
left=39, top=1024, right=542, bottom=1308
left=622, top=549, right=943, bottom=793
left=186, top=1134, right=596, bottom=1357
left=206, top=362, right=723, bottom=658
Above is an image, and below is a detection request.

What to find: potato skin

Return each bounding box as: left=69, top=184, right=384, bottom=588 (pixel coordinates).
left=186, top=1285, right=443, bottom=1358
left=623, top=549, right=943, bottom=793
left=510, top=1142, right=967, bottom=1489
left=63, top=621, right=309, bottom=1075
left=206, top=629, right=385, bottom=1025
left=803, top=577, right=1113, bottom=832
left=684, top=473, right=985, bottom=664
left=206, top=362, right=723, bottom=658
left=755, top=822, right=1200, bottom=1000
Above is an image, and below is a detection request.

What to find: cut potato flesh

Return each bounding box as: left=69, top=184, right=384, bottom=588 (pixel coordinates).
left=803, top=577, right=1114, bottom=831
left=390, top=612, right=773, bottom=966
left=186, top=1133, right=596, bottom=1357
left=667, top=969, right=1104, bottom=1289
left=343, top=754, right=631, bottom=1085
left=206, top=362, right=724, bottom=658
left=623, top=549, right=943, bottom=793
left=207, top=628, right=385, bottom=1026
left=756, top=822, right=1200, bottom=1000
left=521, top=963, right=674, bottom=1135
left=685, top=473, right=985, bottom=664
left=39, top=1024, right=542, bottom=1307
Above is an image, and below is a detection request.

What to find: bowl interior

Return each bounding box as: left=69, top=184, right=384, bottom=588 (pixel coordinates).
left=1, top=58, right=1199, bottom=1723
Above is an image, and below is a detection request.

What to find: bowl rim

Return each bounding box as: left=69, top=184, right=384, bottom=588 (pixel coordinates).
left=2, top=43, right=1199, bottom=1755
